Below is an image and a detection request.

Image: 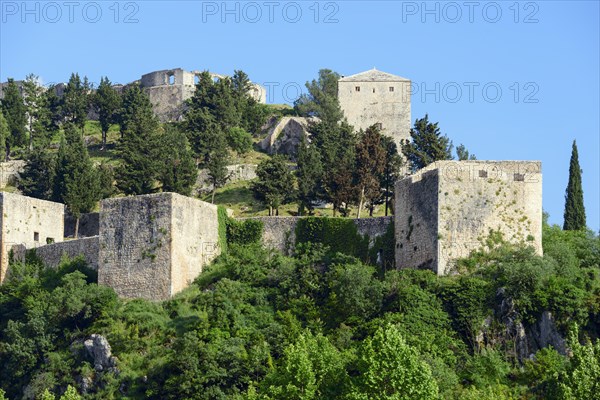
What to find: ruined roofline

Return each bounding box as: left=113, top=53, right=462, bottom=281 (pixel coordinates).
left=339, top=68, right=410, bottom=82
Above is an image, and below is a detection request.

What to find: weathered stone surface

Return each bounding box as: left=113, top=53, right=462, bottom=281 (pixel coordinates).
left=84, top=334, right=118, bottom=372
left=196, top=164, right=258, bottom=194
left=0, top=160, right=26, bottom=188
left=338, top=69, right=411, bottom=150
left=33, top=236, right=99, bottom=270
left=241, top=216, right=393, bottom=256
left=0, top=192, right=64, bottom=283
left=395, top=160, right=543, bottom=275
left=258, top=117, right=314, bottom=158
left=98, top=193, right=220, bottom=300
left=65, top=212, right=100, bottom=238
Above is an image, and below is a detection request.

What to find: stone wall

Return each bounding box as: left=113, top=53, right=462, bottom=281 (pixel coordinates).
left=258, top=117, right=314, bottom=158
left=0, top=192, right=64, bottom=282
left=33, top=236, right=100, bottom=270
left=242, top=216, right=393, bottom=255
left=98, top=193, right=220, bottom=300
left=0, top=160, right=26, bottom=188
left=395, top=161, right=543, bottom=275
left=196, top=164, right=258, bottom=194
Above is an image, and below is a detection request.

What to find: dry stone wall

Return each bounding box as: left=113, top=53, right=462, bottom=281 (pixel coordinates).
left=33, top=236, right=100, bottom=270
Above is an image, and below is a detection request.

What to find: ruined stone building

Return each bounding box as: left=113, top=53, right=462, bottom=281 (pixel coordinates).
left=138, top=68, right=266, bottom=122
left=338, top=68, right=412, bottom=149
left=395, top=160, right=543, bottom=275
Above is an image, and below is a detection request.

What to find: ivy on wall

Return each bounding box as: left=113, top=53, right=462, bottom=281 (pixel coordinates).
left=295, top=217, right=370, bottom=261
left=226, top=219, right=264, bottom=246
left=217, top=206, right=229, bottom=253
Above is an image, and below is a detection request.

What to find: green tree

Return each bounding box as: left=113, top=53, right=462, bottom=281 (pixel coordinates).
left=18, top=148, right=55, bottom=200
left=309, top=120, right=356, bottom=216
left=563, top=140, right=586, bottom=230
left=350, top=324, right=439, bottom=400
left=116, top=84, right=161, bottom=195
left=252, top=155, right=295, bottom=216
left=53, top=124, right=100, bottom=237
left=294, top=69, right=344, bottom=125
left=296, top=138, right=324, bottom=215
left=158, top=125, right=198, bottom=196
left=62, top=73, right=89, bottom=132
left=94, top=76, right=121, bottom=149
left=22, top=74, right=48, bottom=149
left=557, top=330, right=600, bottom=399
left=456, top=143, right=476, bottom=161
left=0, top=78, right=27, bottom=160
left=0, top=109, right=8, bottom=157
left=380, top=136, right=403, bottom=216
left=206, top=134, right=230, bottom=203
left=226, top=126, right=253, bottom=156
left=355, top=125, right=386, bottom=217
left=401, top=114, right=453, bottom=173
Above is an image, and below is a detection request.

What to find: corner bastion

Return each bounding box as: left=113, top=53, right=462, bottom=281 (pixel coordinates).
left=98, top=193, right=220, bottom=300
left=395, top=160, right=542, bottom=275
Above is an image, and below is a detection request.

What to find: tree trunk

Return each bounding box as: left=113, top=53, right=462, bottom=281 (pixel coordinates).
left=269, top=206, right=273, bottom=216
left=332, top=202, right=337, bottom=217
left=74, top=217, right=80, bottom=239
left=211, top=188, right=216, bottom=204
left=5, top=144, right=10, bottom=161
left=101, top=129, right=107, bottom=150
left=357, top=186, right=365, bottom=219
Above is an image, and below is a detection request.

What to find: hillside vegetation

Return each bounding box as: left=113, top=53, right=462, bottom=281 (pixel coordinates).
left=0, top=221, right=598, bottom=399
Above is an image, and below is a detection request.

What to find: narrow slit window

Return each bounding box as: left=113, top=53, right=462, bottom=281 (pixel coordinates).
left=34, top=232, right=39, bottom=241
left=355, top=86, right=360, bottom=92
left=168, top=75, right=175, bottom=85
left=389, top=86, right=395, bottom=92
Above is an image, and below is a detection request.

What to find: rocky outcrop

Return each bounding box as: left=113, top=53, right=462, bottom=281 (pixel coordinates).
left=84, top=334, right=118, bottom=373
left=196, top=164, right=258, bottom=194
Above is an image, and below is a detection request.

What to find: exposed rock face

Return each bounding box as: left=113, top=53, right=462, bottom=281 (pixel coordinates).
left=259, top=116, right=315, bottom=158
left=528, top=311, right=567, bottom=355
left=196, top=164, right=258, bottom=194
left=84, top=334, right=118, bottom=373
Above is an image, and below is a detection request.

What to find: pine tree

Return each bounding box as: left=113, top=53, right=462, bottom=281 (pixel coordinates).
left=355, top=125, right=387, bottom=218
left=296, top=137, right=324, bottom=215
left=53, top=123, right=100, bottom=238
left=94, top=77, right=121, bottom=149
left=18, top=148, right=55, bottom=200
left=0, top=79, right=27, bottom=160
left=158, top=125, right=197, bottom=196
left=380, top=135, right=404, bottom=216
left=0, top=110, right=7, bottom=157
left=22, top=74, right=47, bottom=150
left=62, top=73, right=89, bottom=132
left=456, top=143, right=476, bottom=161
left=563, top=140, right=586, bottom=230
left=252, top=155, right=295, bottom=216
left=294, top=69, right=344, bottom=125
left=401, top=114, right=453, bottom=173
left=206, top=135, right=230, bottom=204
left=116, top=85, right=161, bottom=195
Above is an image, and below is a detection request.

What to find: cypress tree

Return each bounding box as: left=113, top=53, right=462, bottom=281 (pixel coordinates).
left=0, top=79, right=27, bottom=160
left=563, top=140, right=586, bottom=230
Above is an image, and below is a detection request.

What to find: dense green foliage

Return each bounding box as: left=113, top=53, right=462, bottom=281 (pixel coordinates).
left=0, top=79, right=27, bottom=159
left=401, top=114, right=453, bottom=173
left=563, top=140, right=586, bottom=231
left=295, top=217, right=369, bottom=261
left=0, top=221, right=598, bottom=399
left=252, top=155, right=296, bottom=215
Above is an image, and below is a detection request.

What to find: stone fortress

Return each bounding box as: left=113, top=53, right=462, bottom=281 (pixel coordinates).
left=0, top=68, right=543, bottom=300
left=0, top=159, right=542, bottom=300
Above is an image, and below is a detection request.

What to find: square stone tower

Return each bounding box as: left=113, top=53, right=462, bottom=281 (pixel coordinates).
left=98, top=193, right=220, bottom=300
left=395, top=161, right=542, bottom=275
left=338, top=68, right=411, bottom=149
left=0, top=192, right=64, bottom=283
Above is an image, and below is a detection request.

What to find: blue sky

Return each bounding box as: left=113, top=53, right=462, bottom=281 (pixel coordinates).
left=1, top=0, right=599, bottom=230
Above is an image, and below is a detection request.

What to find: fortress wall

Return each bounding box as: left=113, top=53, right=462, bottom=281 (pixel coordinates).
left=170, top=194, right=220, bottom=295
left=0, top=193, right=64, bottom=282
left=242, top=216, right=393, bottom=256
left=395, top=169, right=440, bottom=272
left=99, top=193, right=220, bottom=300
left=33, top=236, right=100, bottom=270
left=99, top=194, right=174, bottom=300
left=436, top=161, right=542, bottom=274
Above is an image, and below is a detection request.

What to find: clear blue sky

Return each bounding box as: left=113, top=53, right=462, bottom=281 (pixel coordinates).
left=1, top=1, right=599, bottom=231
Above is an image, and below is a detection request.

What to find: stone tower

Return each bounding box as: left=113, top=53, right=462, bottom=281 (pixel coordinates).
left=338, top=68, right=411, bottom=149
left=395, top=161, right=543, bottom=275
